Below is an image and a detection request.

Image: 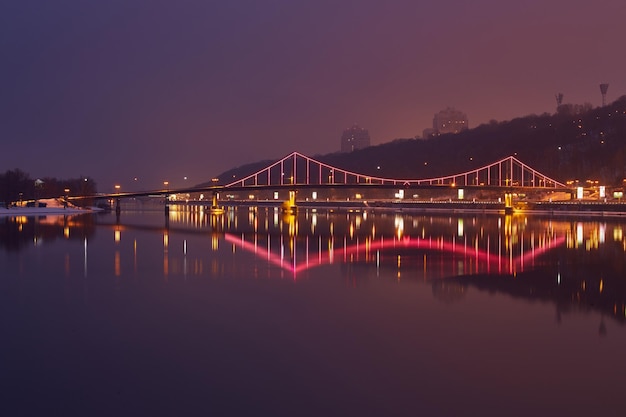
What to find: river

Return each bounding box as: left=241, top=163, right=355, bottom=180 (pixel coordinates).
left=1, top=207, right=625, bottom=416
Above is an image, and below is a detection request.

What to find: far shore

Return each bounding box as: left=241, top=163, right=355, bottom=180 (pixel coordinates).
left=4, top=199, right=626, bottom=219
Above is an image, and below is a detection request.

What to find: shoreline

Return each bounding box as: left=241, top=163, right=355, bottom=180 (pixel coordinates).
left=0, top=206, right=103, bottom=217
left=185, top=200, right=626, bottom=218
left=6, top=200, right=626, bottom=219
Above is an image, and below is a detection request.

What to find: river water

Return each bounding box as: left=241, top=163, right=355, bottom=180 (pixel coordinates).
left=1, top=207, right=625, bottom=416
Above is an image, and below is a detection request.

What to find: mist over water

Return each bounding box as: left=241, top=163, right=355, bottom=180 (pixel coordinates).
left=1, top=208, right=625, bottom=416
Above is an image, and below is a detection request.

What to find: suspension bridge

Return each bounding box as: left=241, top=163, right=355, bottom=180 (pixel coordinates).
left=224, top=152, right=566, bottom=189
left=85, top=152, right=574, bottom=214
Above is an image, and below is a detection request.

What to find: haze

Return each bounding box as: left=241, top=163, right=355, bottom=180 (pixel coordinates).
left=1, top=0, right=625, bottom=191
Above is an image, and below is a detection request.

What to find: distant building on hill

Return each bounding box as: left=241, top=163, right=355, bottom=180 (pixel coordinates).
left=427, top=107, right=469, bottom=137
left=341, top=124, right=371, bottom=152
left=421, top=128, right=437, bottom=139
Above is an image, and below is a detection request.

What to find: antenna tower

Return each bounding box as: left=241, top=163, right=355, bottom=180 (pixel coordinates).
left=555, top=93, right=563, bottom=110
left=600, top=83, right=609, bottom=107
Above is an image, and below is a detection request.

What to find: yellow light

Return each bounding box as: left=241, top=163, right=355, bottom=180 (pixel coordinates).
left=114, top=252, right=121, bottom=276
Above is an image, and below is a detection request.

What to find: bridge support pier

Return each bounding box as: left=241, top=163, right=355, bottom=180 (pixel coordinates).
left=504, top=193, right=513, bottom=214
left=210, top=191, right=225, bottom=214
left=282, top=190, right=297, bottom=214
left=115, top=198, right=121, bottom=216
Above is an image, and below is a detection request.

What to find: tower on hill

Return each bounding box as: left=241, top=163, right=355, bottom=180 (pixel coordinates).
left=600, top=83, right=609, bottom=107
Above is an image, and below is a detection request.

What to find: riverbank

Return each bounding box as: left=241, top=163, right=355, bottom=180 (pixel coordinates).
left=0, top=199, right=104, bottom=217
left=42, top=198, right=626, bottom=219
left=0, top=207, right=103, bottom=217
left=206, top=199, right=626, bottom=218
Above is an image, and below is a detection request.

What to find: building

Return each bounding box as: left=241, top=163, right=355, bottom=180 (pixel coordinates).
left=341, top=124, right=371, bottom=152
left=421, top=128, right=437, bottom=139
left=431, top=107, right=468, bottom=136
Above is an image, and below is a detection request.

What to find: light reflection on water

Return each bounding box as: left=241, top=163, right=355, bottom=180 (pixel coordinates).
left=3, top=207, right=626, bottom=322
left=1, top=207, right=626, bottom=416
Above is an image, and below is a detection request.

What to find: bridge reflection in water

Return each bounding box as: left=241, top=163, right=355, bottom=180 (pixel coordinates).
left=165, top=205, right=568, bottom=275
left=147, top=205, right=626, bottom=326
left=221, top=214, right=565, bottom=278
left=7, top=205, right=620, bottom=327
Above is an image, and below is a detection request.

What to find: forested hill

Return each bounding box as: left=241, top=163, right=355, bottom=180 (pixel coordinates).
left=209, top=96, right=626, bottom=187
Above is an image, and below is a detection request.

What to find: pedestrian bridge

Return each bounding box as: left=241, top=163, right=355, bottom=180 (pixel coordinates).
left=224, top=151, right=566, bottom=189
left=87, top=152, right=568, bottom=210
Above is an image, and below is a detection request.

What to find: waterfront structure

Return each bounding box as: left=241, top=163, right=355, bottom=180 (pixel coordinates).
left=81, top=151, right=626, bottom=218
left=341, top=124, right=371, bottom=152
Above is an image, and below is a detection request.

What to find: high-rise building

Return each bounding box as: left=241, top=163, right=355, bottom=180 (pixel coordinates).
left=432, top=107, right=468, bottom=135
left=341, top=124, right=371, bottom=152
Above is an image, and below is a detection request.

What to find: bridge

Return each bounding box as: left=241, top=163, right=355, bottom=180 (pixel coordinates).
left=83, top=152, right=570, bottom=214
left=224, top=152, right=566, bottom=189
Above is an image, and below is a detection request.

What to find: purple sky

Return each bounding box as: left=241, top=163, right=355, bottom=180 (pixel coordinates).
left=2, top=0, right=625, bottom=191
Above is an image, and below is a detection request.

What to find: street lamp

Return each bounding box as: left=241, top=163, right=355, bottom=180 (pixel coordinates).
left=64, top=188, right=70, bottom=208
left=113, top=185, right=122, bottom=215
left=113, top=186, right=121, bottom=210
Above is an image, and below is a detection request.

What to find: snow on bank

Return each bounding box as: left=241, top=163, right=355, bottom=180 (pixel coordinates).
left=0, top=199, right=104, bottom=217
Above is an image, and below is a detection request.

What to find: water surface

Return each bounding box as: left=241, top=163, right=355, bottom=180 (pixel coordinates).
left=1, top=208, right=625, bottom=416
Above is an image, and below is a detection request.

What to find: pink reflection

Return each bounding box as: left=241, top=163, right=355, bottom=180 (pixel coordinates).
left=224, top=233, right=566, bottom=277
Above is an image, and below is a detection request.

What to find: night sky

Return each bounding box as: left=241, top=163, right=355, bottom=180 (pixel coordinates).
left=2, top=0, right=625, bottom=191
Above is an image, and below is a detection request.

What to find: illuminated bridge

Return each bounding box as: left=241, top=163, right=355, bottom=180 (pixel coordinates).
left=223, top=152, right=566, bottom=189
left=87, top=152, right=571, bottom=212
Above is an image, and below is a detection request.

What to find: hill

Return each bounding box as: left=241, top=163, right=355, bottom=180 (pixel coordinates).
left=206, top=96, right=626, bottom=187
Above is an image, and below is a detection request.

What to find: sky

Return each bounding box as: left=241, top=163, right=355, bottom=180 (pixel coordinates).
left=2, top=0, right=625, bottom=191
